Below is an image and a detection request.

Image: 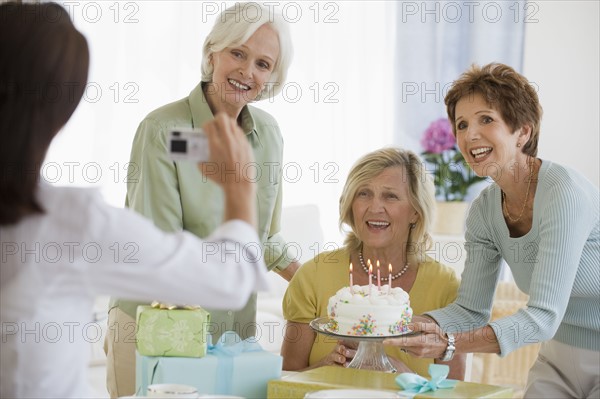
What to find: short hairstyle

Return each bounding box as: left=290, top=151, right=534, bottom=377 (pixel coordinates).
left=201, top=2, right=293, bottom=100
left=445, top=63, right=543, bottom=157
left=339, top=148, right=436, bottom=259
left=0, top=2, right=89, bottom=225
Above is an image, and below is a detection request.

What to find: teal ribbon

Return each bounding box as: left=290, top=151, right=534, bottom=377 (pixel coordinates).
left=207, top=331, right=262, bottom=394
left=396, top=364, right=457, bottom=395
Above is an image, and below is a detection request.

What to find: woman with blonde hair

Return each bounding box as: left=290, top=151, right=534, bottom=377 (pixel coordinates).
left=281, top=147, right=466, bottom=379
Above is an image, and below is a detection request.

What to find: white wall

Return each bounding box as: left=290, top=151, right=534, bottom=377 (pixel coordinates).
left=285, top=0, right=600, bottom=245
left=523, top=1, right=599, bottom=187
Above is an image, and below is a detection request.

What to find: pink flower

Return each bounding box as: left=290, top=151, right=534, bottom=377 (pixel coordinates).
left=420, top=118, right=455, bottom=154
left=420, top=117, right=486, bottom=201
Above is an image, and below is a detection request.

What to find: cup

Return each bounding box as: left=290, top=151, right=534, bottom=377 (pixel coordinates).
left=147, top=383, right=198, bottom=398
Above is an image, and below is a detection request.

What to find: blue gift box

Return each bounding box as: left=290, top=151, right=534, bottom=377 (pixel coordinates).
left=136, top=332, right=282, bottom=398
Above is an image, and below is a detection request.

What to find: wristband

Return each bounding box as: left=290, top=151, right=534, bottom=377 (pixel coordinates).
left=439, top=333, right=456, bottom=362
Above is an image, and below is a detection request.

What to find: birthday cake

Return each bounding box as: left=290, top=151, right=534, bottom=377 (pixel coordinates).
left=326, top=285, right=412, bottom=336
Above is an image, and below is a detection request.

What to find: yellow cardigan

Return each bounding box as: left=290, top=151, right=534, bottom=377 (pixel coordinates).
left=283, top=247, right=460, bottom=377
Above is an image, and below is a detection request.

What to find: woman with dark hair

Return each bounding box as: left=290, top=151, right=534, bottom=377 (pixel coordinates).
left=0, top=2, right=89, bottom=225
left=0, top=3, right=268, bottom=397
left=385, top=63, right=599, bottom=398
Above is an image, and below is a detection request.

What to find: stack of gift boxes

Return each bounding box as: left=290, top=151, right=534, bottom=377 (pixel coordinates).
left=135, top=305, right=513, bottom=398
left=134, top=304, right=282, bottom=398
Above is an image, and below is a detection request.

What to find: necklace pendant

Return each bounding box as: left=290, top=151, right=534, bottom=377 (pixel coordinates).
left=502, top=158, right=535, bottom=224
left=358, top=249, right=409, bottom=283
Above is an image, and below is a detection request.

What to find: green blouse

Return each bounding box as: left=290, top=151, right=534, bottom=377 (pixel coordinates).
left=110, top=83, right=293, bottom=339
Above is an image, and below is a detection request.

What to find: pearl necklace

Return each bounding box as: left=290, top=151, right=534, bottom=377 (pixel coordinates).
left=358, top=249, right=409, bottom=282
left=502, top=158, right=535, bottom=223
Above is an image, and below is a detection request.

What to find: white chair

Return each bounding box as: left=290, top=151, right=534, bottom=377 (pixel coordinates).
left=256, top=204, right=325, bottom=354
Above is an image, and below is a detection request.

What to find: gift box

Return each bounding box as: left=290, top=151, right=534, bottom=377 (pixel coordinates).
left=136, top=305, right=210, bottom=358
left=136, top=332, right=282, bottom=399
left=267, top=366, right=513, bottom=398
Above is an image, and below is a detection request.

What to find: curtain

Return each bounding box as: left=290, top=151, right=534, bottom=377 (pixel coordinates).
left=393, top=0, right=526, bottom=182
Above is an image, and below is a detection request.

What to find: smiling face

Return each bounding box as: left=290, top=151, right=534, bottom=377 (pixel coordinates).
left=454, top=93, right=531, bottom=179
left=208, top=24, right=279, bottom=116
left=351, top=166, right=418, bottom=253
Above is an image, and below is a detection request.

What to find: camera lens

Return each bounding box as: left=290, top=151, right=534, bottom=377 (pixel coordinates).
left=171, top=140, right=187, bottom=153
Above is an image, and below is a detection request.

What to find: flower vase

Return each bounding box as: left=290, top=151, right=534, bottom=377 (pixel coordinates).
left=433, top=201, right=469, bottom=236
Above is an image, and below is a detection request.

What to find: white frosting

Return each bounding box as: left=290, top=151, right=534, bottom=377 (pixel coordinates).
left=327, top=284, right=413, bottom=336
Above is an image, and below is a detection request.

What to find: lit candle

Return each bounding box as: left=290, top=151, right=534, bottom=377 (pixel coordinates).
left=376, top=260, right=381, bottom=291
left=349, top=263, right=354, bottom=294
left=388, top=263, right=392, bottom=294
left=368, top=263, right=373, bottom=296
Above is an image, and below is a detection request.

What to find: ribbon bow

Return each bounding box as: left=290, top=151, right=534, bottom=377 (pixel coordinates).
left=207, top=331, right=263, bottom=393
left=207, top=331, right=263, bottom=355
left=150, top=300, right=202, bottom=310
left=396, top=364, right=457, bottom=395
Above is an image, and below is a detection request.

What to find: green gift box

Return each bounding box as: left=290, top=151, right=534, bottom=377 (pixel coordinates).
left=136, top=305, right=210, bottom=358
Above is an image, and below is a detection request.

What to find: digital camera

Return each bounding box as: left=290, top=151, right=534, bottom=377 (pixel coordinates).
left=168, top=128, right=209, bottom=162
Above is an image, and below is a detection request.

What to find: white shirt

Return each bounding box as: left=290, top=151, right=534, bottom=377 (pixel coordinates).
left=0, top=184, right=269, bottom=398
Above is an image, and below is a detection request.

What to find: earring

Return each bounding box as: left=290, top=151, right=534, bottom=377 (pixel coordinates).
left=517, top=143, right=522, bottom=148
left=409, top=223, right=416, bottom=229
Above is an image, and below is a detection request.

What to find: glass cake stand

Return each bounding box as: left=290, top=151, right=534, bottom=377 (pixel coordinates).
left=309, top=317, right=416, bottom=373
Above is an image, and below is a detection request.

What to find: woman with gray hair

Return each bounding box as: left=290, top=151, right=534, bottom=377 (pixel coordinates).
left=281, top=147, right=466, bottom=379
left=105, top=3, right=297, bottom=397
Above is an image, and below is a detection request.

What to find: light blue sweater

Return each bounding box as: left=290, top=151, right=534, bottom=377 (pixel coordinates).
left=428, top=160, right=600, bottom=356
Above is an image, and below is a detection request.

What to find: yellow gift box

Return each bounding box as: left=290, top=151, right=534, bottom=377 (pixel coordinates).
left=267, top=366, right=513, bottom=398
